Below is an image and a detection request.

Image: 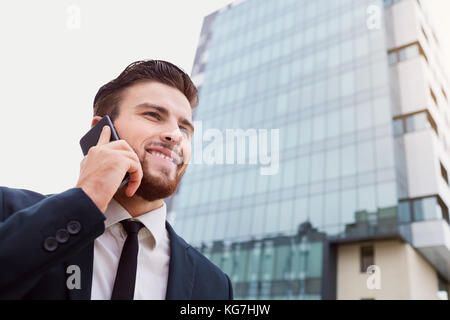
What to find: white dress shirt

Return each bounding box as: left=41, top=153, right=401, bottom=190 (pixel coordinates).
left=90, top=198, right=170, bottom=300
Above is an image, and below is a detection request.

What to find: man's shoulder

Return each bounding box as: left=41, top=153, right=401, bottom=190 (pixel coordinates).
left=166, top=222, right=230, bottom=281
left=187, top=244, right=227, bottom=278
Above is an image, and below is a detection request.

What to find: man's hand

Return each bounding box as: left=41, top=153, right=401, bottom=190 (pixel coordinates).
left=76, top=126, right=143, bottom=213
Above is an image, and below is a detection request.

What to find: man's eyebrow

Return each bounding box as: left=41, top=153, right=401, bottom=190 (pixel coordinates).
left=135, top=103, right=194, bottom=133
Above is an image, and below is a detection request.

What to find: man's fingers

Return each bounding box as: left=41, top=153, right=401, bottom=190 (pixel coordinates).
left=125, top=160, right=143, bottom=197
left=96, top=125, right=111, bottom=146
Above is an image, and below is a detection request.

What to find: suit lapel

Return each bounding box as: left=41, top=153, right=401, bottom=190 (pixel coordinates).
left=65, top=242, right=95, bottom=300
left=165, top=221, right=195, bottom=300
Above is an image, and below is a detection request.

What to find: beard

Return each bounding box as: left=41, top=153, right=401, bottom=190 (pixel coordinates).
left=134, top=153, right=187, bottom=202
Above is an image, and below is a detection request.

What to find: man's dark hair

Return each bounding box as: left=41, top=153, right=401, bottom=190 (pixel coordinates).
left=93, top=60, right=198, bottom=121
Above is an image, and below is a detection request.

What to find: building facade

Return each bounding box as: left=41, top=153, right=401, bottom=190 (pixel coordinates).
left=170, top=0, right=450, bottom=299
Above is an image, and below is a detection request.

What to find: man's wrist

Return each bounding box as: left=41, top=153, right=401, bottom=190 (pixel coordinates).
left=75, top=184, right=107, bottom=213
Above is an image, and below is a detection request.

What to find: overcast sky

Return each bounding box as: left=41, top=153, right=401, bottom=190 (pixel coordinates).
left=0, top=0, right=449, bottom=195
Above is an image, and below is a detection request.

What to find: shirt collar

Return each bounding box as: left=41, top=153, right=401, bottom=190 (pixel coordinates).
left=103, top=198, right=167, bottom=248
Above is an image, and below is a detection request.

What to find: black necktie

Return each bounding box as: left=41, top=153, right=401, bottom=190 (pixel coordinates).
left=111, top=219, right=144, bottom=300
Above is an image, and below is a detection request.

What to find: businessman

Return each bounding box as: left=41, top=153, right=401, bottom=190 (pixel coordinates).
left=0, top=60, right=233, bottom=300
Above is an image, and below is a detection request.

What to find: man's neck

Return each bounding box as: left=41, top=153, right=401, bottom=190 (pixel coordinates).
left=113, top=190, right=164, bottom=217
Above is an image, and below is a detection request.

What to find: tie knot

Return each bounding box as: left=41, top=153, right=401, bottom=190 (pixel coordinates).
left=120, top=220, right=144, bottom=235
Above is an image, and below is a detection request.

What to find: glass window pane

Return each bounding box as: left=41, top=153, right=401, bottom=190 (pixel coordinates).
left=274, top=245, right=292, bottom=280
left=341, top=106, right=356, bottom=133
left=388, top=52, right=397, bottom=65
left=358, top=185, right=377, bottom=213
left=314, top=80, right=327, bottom=105
left=239, top=211, right=253, bottom=237
left=341, top=71, right=355, bottom=96
left=283, top=158, right=298, bottom=188
left=203, top=213, right=218, bottom=242
left=341, top=145, right=356, bottom=176
left=404, top=44, right=419, bottom=59
left=215, top=211, right=228, bottom=240
left=355, top=34, right=369, bottom=58
left=324, top=192, right=340, bottom=226
left=327, top=75, right=340, bottom=100
left=311, top=152, right=325, bottom=182
left=326, top=110, right=340, bottom=138
left=312, top=116, right=326, bottom=142
left=405, top=112, right=430, bottom=132
left=356, top=66, right=371, bottom=92
left=219, top=174, right=233, bottom=200
left=293, top=197, right=309, bottom=232
left=231, top=172, right=245, bottom=199
left=251, top=204, right=267, bottom=236
left=292, top=242, right=306, bottom=279
left=306, top=242, right=323, bottom=278
left=297, top=156, right=310, bottom=185
left=375, top=137, right=395, bottom=169
left=413, top=199, right=424, bottom=221
left=181, top=217, right=195, bottom=242
left=261, top=243, right=275, bottom=281
left=356, top=102, right=372, bottom=130
left=340, top=39, right=353, bottom=63
left=264, top=203, right=280, bottom=234
left=283, top=122, right=299, bottom=149
left=422, top=197, right=442, bottom=221
left=301, top=85, right=313, bottom=108
left=357, top=141, right=375, bottom=173
left=373, top=97, right=391, bottom=126
left=221, top=249, right=233, bottom=276
left=255, top=172, right=270, bottom=194
left=393, top=119, right=403, bottom=136
left=398, top=201, right=411, bottom=223
left=310, top=195, right=324, bottom=228
left=328, top=45, right=340, bottom=68
left=234, top=248, right=249, bottom=282
left=326, top=149, right=340, bottom=179
left=279, top=200, right=294, bottom=233
left=226, top=210, right=241, bottom=238
left=243, top=168, right=258, bottom=196
left=246, top=245, right=262, bottom=282
left=341, top=188, right=357, bottom=225
left=377, top=182, right=397, bottom=208
left=299, top=119, right=312, bottom=145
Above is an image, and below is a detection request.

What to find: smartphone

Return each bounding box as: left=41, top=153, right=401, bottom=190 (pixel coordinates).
left=79, top=115, right=130, bottom=188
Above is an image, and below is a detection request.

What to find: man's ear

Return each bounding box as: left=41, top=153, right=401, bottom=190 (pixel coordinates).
left=91, top=116, right=103, bottom=128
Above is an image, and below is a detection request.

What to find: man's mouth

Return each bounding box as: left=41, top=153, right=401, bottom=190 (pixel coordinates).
left=146, top=146, right=181, bottom=166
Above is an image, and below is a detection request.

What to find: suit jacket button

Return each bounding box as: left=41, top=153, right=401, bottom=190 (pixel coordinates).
left=43, top=237, right=58, bottom=252
left=67, top=220, right=81, bottom=235
left=55, top=229, right=70, bottom=243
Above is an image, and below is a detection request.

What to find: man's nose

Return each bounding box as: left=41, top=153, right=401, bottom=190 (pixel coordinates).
left=160, top=129, right=183, bottom=145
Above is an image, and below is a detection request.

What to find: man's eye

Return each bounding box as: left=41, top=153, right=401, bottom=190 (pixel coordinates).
left=180, top=127, right=191, bottom=137
left=144, top=112, right=161, bottom=120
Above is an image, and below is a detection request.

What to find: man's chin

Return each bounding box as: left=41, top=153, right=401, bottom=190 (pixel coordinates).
left=134, top=172, right=180, bottom=202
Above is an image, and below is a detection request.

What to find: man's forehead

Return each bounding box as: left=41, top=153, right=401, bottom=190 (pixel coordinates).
left=122, top=81, right=192, bottom=118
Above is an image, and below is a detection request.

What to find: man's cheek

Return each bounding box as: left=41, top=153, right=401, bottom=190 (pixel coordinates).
left=177, top=162, right=188, bottom=177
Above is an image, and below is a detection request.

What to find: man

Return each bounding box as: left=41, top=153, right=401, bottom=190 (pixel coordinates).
left=0, top=60, right=233, bottom=300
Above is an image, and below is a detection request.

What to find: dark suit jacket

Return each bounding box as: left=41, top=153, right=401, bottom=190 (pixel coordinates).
left=0, top=186, right=233, bottom=300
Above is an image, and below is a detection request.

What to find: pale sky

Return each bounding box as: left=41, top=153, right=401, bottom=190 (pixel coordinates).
left=0, top=0, right=449, bottom=194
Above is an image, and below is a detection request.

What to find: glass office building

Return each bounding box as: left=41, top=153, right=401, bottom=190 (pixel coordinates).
left=170, top=0, right=450, bottom=299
